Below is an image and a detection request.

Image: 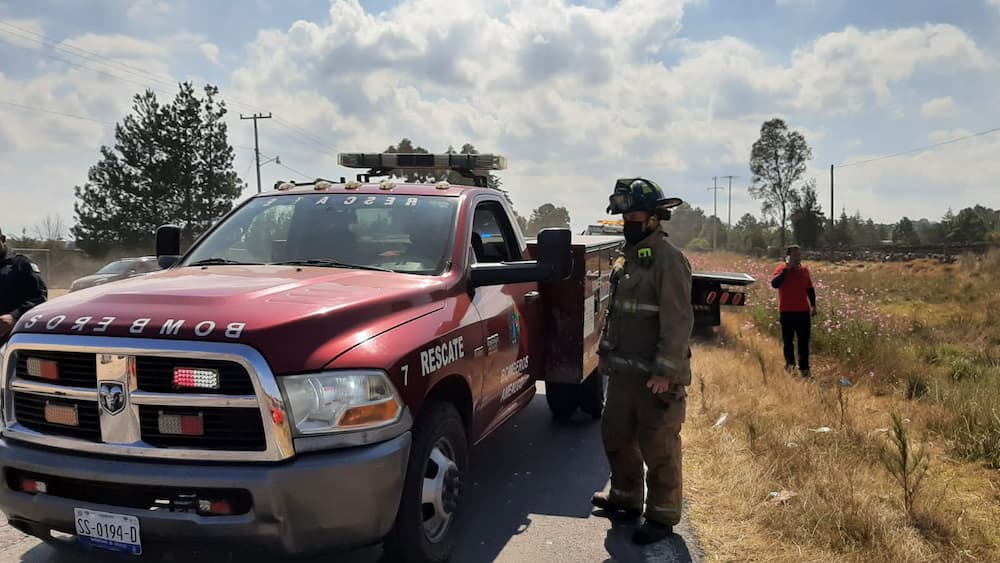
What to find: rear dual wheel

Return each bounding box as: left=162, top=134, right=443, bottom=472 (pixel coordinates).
left=545, top=371, right=606, bottom=420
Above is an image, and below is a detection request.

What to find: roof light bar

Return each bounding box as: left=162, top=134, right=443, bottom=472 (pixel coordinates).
left=337, top=152, right=507, bottom=171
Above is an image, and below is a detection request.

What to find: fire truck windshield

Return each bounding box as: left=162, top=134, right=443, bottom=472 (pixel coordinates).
left=183, top=193, right=459, bottom=275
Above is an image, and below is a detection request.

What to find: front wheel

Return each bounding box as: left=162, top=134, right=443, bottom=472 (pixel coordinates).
left=384, top=402, right=469, bottom=563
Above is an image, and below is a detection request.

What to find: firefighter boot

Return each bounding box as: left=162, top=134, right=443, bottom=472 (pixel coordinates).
left=632, top=520, right=673, bottom=545
left=591, top=492, right=641, bottom=520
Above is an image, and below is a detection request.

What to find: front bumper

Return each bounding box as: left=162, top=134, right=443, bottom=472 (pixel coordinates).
left=0, top=432, right=411, bottom=556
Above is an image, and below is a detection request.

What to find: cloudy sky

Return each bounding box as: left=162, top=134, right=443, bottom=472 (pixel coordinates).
left=1, top=0, right=999, bottom=238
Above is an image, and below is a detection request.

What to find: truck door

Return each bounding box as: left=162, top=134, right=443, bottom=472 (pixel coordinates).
left=468, top=200, right=542, bottom=438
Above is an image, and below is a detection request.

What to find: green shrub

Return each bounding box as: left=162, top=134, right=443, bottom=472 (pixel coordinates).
left=686, top=237, right=712, bottom=252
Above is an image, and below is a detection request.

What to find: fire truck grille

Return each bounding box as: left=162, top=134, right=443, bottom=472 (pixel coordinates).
left=5, top=347, right=275, bottom=459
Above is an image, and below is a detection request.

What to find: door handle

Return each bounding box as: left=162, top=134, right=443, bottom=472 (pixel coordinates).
left=524, top=291, right=541, bottom=304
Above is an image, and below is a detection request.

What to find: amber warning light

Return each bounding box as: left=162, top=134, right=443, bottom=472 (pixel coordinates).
left=44, top=402, right=79, bottom=427
left=26, top=358, right=59, bottom=381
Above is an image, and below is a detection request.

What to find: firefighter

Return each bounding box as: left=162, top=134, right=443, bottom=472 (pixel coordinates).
left=592, top=178, right=693, bottom=545
left=0, top=226, right=48, bottom=343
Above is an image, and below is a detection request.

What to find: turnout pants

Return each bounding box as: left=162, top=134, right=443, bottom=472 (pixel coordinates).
left=780, top=311, right=811, bottom=371
left=601, top=372, right=685, bottom=526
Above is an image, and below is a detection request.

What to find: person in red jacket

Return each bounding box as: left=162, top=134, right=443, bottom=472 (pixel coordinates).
left=770, top=245, right=817, bottom=377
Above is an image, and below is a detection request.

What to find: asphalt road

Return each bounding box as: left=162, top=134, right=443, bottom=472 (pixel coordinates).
left=0, top=383, right=702, bottom=563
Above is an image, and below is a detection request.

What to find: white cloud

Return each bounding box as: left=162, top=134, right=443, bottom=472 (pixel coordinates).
left=786, top=25, right=989, bottom=113
left=920, top=96, right=957, bottom=118
left=126, top=0, right=170, bottom=22
left=927, top=128, right=972, bottom=143
left=59, top=33, right=170, bottom=59
left=57, top=32, right=210, bottom=61
left=223, top=3, right=994, bottom=227
left=0, top=18, right=47, bottom=51
left=200, top=42, right=220, bottom=64
left=1, top=1, right=997, bottom=238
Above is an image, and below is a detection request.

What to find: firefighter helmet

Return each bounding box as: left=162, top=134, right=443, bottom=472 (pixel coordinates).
left=606, top=178, right=683, bottom=217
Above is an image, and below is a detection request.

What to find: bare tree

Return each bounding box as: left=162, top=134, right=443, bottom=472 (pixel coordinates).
left=749, top=118, right=813, bottom=249
left=32, top=214, right=67, bottom=243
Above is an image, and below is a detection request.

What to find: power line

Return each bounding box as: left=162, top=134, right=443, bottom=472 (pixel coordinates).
left=276, top=161, right=312, bottom=180
left=256, top=150, right=313, bottom=180
left=0, top=34, right=178, bottom=99
left=0, top=21, right=179, bottom=91
left=838, top=126, right=1000, bottom=169
left=0, top=21, right=340, bottom=155
left=0, top=99, right=115, bottom=125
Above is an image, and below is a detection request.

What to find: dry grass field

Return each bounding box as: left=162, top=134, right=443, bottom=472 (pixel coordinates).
left=683, top=250, right=1000, bottom=562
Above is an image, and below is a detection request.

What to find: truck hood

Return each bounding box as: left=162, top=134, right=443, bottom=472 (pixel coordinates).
left=14, top=266, right=447, bottom=374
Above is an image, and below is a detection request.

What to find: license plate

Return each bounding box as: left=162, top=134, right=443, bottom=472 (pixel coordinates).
left=74, top=508, right=141, bottom=555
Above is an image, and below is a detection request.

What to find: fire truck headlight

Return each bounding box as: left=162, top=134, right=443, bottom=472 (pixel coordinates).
left=278, top=370, right=402, bottom=435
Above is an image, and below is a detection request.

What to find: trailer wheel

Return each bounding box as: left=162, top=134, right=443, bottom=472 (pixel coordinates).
left=545, top=382, right=580, bottom=420
left=578, top=371, right=606, bottom=419
left=384, top=401, right=468, bottom=563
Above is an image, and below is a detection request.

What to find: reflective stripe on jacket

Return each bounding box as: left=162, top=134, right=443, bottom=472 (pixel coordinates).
left=603, top=230, right=693, bottom=385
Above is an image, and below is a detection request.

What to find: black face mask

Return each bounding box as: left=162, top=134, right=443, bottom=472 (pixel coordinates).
left=623, top=221, right=647, bottom=245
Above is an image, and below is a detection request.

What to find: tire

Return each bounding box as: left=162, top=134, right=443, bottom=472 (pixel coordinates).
left=578, top=371, right=606, bottom=419
left=383, top=401, right=469, bottom=563
left=545, top=382, right=580, bottom=420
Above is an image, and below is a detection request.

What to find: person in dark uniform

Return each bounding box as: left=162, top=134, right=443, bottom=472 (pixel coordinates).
left=0, top=226, right=48, bottom=343
left=592, top=178, right=692, bottom=545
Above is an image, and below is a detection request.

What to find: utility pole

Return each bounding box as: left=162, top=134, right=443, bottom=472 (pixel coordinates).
left=830, top=164, right=835, bottom=256
left=719, top=175, right=739, bottom=248
left=241, top=112, right=272, bottom=193
left=830, top=164, right=835, bottom=227
left=707, top=177, right=725, bottom=250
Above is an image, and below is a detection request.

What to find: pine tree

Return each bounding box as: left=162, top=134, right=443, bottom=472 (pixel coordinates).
left=829, top=210, right=852, bottom=247
left=73, top=84, right=243, bottom=255
left=893, top=217, right=920, bottom=245
left=790, top=181, right=825, bottom=249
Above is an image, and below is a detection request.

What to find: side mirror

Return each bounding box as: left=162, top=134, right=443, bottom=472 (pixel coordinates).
left=534, top=228, right=573, bottom=281
left=156, top=224, right=181, bottom=269
left=469, top=228, right=573, bottom=288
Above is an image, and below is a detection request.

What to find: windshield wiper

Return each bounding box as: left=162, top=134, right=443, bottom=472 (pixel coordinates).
left=271, top=259, right=395, bottom=273
left=187, top=258, right=261, bottom=266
